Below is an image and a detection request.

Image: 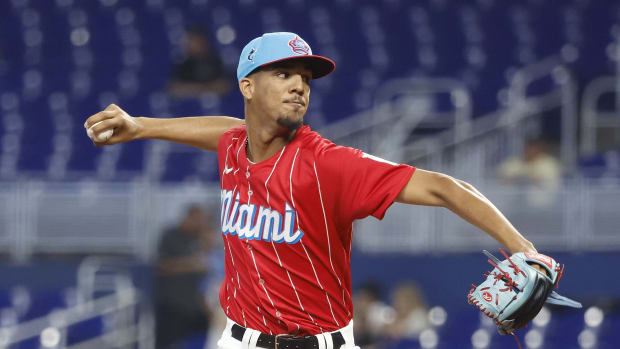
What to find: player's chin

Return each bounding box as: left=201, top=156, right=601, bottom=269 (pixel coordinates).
left=276, top=114, right=304, bottom=132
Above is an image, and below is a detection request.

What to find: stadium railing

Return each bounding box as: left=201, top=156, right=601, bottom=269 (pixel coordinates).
left=0, top=257, right=152, bottom=348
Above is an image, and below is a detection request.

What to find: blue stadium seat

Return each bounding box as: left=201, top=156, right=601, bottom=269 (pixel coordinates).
left=161, top=151, right=201, bottom=182
left=24, top=289, right=65, bottom=321
left=598, top=311, right=620, bottom=348
left=66, top=316, right=105, bottom=345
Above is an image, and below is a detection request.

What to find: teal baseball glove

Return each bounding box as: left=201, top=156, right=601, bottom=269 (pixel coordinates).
left=468, top=249, right=582, bottom=336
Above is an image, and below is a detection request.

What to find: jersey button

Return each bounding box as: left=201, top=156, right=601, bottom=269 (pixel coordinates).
left=276, top=311, right=281, bottom=318
left=248, top=189, right=253, bottom=196
left=258, top=278, right=265, bottom=285
left=246, top=244, right=252, bottom=250
left=245, top=171, right=250, bottom=178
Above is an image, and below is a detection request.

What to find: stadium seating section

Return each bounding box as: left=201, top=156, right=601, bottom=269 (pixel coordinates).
left=0, top=0, right=619, bottom=181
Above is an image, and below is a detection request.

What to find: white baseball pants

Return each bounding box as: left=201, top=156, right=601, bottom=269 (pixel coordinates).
left=216, top=317, right=360, bottom=349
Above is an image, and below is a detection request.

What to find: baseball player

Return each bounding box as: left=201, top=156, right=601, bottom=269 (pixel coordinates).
left=85, top=32, right=544, bottom=349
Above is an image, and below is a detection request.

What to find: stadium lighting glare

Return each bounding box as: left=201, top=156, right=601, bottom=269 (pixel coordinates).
left=217, top=25, right=236, bottom=45
left=532, top=307, right=551, bottom=327
left=24, top=29, right=43, bottom=48
left=70, top=28, right=90, bottom=47
left=0, top=328, right=11, bottom=346
left=584, top=306, right=604, bottom=328
left=40, top=327, right=61, bottom=347
left=372, top=305, right=395, bottom=325
left=560, top=44, right=579, bottom=62
left=578, top=329, right=597, bottom=349
left=479, top=312, right=495, bottom=327
left=471, top=329, right=490, bottom=349
left=419, top=329, right=439, bottom=348
left=524, top=329, right=543, bottom=348
left=428, top=306, right=447, bottom=326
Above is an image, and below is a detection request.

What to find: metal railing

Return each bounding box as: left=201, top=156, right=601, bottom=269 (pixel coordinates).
left=0, top=179, right=619, bottom=260
left=580, top=76, right=620, bottom=156
left=0, top=257, right=153, bottom=348
left=318, top=77, right=472, bottom=163
left=317, top=53, right=580, bottom=187
left=0, top=181, right=221, bottom=262
left=400, top=55, right=578, bottom=180
left=354, top=178, right=620, bottom=253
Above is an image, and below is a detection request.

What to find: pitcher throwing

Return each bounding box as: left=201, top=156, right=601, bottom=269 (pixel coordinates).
left=85, top=32, right=576, bottom=349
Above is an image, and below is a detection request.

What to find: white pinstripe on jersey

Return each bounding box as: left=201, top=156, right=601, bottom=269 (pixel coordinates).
left=264, top=145, right=286, bottom=206
left=246, top=155, right=284, bottom=326
left=234, top=136, right=246, bottom=175
left=223, top=183, right=240, bottom=316
left=285, top=152, right=338, bottom=328
left=278, top=147, right=320, bottom=331
left=313, top=161, right=347, bottom=320
left=260, top=145, right=304, bottom=330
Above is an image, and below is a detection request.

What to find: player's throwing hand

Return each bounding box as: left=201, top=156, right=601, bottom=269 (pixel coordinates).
left=84, top=104, right=141, bottom=146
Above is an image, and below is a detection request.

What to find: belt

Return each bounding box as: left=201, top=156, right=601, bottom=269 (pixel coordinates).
left=231, top=324, right=346, bottom=349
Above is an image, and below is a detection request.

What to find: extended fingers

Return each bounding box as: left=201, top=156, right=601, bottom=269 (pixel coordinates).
left=84, top=104, right=122, bottom=128
left=84, top=110, right=116, bottom=130
left=105, top=103, right=119, bottom=112
left=89, top=118, right=117, bottom=134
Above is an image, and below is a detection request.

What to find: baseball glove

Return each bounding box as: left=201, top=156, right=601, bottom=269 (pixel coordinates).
left=468, top=249, right=582, bottom=337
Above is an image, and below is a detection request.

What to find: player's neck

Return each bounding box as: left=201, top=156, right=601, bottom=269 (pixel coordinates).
left=245, top=123, right=297, bottom=163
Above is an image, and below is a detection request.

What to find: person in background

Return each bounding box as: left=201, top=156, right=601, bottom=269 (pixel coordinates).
left=352, top=283, right=390, bottom=348
left=497, top=137, right=562, bottom=208
left=168, top=28, right=231, bottom=98
left=383, top=282, right=430, bottom=341
left=155, top=205, right=215, bottom=349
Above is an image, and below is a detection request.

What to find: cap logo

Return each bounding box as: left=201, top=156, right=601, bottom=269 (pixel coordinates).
left=482, top=292, right=493, bottom=302
left=247, top=48, right=257, bottom=62
left=288, top=35, right=310, bottom=55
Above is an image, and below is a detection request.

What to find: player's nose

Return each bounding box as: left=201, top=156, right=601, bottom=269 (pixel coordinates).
left=288, top=74, right=305, bottom=95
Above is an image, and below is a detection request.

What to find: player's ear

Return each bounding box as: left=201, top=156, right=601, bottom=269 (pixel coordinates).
left=239, top=77, right=255, bottom=100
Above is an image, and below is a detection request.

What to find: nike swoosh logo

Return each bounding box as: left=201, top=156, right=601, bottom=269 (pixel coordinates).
left=223, top=166, right=234, bottom=174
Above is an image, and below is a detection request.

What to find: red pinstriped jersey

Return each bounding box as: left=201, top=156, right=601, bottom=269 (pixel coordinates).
left=217, top=125, right=415, bottom=336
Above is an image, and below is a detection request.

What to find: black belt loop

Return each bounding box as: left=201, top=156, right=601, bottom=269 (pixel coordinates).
left=231, top=323, right=246, bottom=342
left=331, top=331, right=346, bottom=347
left=231, top=323, right=347, bottom=349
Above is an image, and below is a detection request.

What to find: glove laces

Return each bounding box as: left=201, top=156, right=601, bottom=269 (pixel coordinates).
left=510, top=332, right=523, bottom=349
left=479, top=249, right=529, bottom=349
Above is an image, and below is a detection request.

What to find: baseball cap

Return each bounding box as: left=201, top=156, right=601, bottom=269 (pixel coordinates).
left=237, top=32, right=335, bottom=82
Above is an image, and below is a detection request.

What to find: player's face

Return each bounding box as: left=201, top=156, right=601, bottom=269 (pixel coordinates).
left=250, top=62, right=312, bottom=132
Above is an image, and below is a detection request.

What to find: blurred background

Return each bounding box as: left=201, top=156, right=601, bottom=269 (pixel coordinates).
left=0, top=0, right=619, bottom=348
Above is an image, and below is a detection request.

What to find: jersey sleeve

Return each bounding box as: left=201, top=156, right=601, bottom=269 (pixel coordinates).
left=217, top=125, right=246, bottom=174
left=317, top=144, right=415, bottom=222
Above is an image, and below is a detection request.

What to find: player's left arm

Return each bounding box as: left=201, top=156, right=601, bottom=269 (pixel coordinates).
left=396, top=168, right=537, bottom=255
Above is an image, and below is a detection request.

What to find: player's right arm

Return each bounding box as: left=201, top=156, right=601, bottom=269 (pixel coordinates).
left=84, top=104, right=244, bottom=151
